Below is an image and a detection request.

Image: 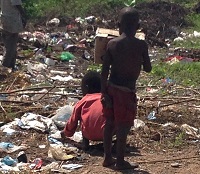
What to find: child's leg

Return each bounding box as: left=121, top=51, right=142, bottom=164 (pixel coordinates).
left=103, top=117, right=115, bottom=167
left=82, top=136, right=89, bottom=151
left=116, top=125, right=130, bottom=164
left=115, top=125, right=138, bottom=170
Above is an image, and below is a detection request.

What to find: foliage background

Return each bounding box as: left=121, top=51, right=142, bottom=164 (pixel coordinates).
left=23, top=0, right=199, bottom=18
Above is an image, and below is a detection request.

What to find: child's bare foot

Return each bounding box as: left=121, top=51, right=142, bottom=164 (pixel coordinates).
left=102, top=158, right=116, bottom=167
left=115, top=161, right=139, bottom=170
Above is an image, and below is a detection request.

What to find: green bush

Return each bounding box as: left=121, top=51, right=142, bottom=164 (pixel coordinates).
left=23, top=0, right=155, bottom=18
left=23, top=0, right=200, bottom=20
left=151, top=62, right=200, bottom=87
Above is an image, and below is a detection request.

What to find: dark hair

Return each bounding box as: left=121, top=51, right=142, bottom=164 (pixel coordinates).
left=81, top=71, right=101, bottom=95
left=119, top=7, right=139, bottom=35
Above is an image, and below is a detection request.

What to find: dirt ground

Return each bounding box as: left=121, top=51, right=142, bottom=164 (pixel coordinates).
left=0, top=89, right=199, bottom=173
left=0, top=114, right=200, bottom=174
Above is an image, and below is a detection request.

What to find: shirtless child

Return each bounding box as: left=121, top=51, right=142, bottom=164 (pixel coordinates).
left=101, top=7, right=152, bottom=170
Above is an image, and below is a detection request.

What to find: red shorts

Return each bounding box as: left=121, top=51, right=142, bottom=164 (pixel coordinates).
left=103, top=84, right=137, bottom=126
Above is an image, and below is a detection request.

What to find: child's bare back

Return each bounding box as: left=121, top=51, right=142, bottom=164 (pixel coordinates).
left=106, top=33, right=151, bottom=90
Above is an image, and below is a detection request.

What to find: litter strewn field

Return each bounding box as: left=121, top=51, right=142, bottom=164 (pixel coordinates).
left=0, top=1, right=200, bottom=173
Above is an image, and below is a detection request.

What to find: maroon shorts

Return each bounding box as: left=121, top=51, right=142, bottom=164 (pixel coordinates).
left=103, top=84, right=137, bottom=126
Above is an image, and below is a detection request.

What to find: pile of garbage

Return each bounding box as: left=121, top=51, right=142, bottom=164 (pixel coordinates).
left=136, top=1, right=188, bottom=46
left=23, top=1, right=194, bottom=48
left=0, top=102, right=200, bottom=172
left=0, top=109, right=85, bottom=172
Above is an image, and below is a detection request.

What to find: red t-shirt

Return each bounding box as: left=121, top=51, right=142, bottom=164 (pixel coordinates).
left=63, top=93, right=105, bottom=141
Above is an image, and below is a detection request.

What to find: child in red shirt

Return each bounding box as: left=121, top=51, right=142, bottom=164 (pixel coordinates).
left=61, top=71, right=105, bottom=150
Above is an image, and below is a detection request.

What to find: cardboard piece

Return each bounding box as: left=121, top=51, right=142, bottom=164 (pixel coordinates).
left=94, top=28, right=145, bottom=64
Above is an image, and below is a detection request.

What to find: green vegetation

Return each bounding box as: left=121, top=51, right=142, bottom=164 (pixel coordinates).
left=172, top=13, right=200, bottom=50
left=23, top=0, right=199, bottom=18
left=186, top=13, right=200, bottom=30
left=172, top=132, right=186, bottom=148
left=173, top=37, right=200, bottom=49
left=171, top=0, right=198, bottom=8
left=23, top=0, right=125, bottom=18
left=151, top=62, right=200, bottom=87
left=87, top=61, right=200, bottom=88
left=87, top=64, right=102, bottom=73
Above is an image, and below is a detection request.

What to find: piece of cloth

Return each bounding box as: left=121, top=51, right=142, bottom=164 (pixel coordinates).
left=1, top=30, right=18, bottom=68
left=103, top=83, right=137, bottom=127
left=63, top=93, right=105, bottom=141
left=0, top=0, right=23, bottom=33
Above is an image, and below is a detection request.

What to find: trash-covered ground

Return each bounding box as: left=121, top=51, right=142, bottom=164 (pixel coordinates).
left=0, top=1, right=200, bottom=173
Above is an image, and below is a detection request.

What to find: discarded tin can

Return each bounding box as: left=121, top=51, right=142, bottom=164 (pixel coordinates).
left=17, top=151, right=28, bottom=163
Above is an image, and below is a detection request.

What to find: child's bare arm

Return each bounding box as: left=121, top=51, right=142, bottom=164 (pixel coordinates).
left=101, top=43, right=112, bottom=94
left=142, top=42, right=152, bottom=72
left=101, top=43, right=113, bottom=108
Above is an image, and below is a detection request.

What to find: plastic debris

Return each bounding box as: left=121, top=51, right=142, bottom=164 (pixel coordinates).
left=17, top=113, right=58, bottom=134
left=134, top=119, right=145, bottom=129
left=48, top=136, right=63, bottom=145
left=171, top=162, right=181, bottom=168
left=147, top=111, right=156, bottom=120
left=60, top=52, right=75, bottom=61
left=38, top=145, right=46, bottom=149
left=0, top=142, right=14, bottom=149
left=173, top=37, right=184, bottom=42
left=0, top=94, right=8, bottom=101
left=47, top=18, right=60, bottom=27
left=83, top=50, right=91, bottom=60
left=0, top=142, right=27, bottom=154
left=193, top=31, right=200, bottom=37
left=69, top=131, right=83, bottom=143
left=49, top=131, right=62, bottom=139
left=30, top=158, right=43, bottom=170
left=44, top=58, right=56, bottom=66
left=162, top=122, right=178, bottom=129
left=1, top=156, right=17, bottom=166
left=62, top=164, right=83, bottom=170
left=52, top=105, right=74, bottom=129
left=162, top=77, right=174, bottom=84
left=48, top=144, right=76, bottom=161
left=41, top=162, right=60, bottom=171
left=51, top=75, right=74, bottom=82
left=181, top=124, right=200, bottom=138
left=146, top=87, right=159, bottom=93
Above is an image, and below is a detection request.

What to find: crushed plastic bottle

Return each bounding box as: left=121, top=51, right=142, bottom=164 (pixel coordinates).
left=147, top=111, right=156, bottom=120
